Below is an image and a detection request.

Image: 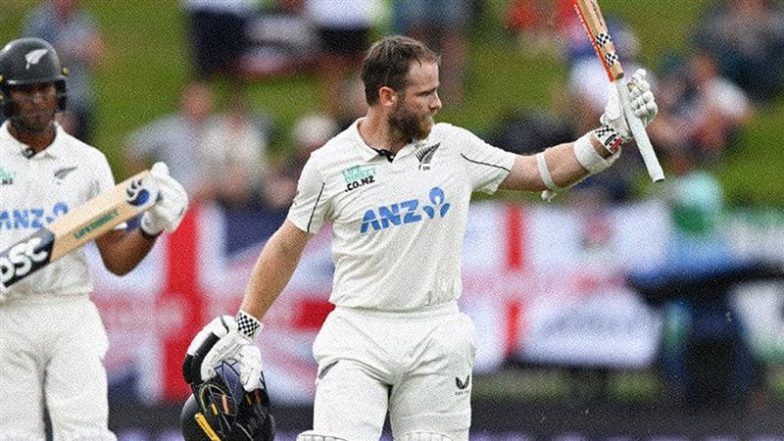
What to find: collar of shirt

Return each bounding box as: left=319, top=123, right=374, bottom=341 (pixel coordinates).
left=0, top=121, right=66, bottom=159
left=349, top=118, right=428, bottom=163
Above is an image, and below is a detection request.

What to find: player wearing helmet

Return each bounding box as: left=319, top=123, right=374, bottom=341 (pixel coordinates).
left=0, top=37, right=189, bottom=440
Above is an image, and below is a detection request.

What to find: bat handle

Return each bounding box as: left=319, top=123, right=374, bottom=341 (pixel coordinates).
left=616, top=81, right=665, bottom=182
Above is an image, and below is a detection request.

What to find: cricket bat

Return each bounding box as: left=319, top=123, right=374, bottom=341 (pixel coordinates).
left=0, top=170, right=159, bottom=287
left=573, top=0, right=665, bottom=182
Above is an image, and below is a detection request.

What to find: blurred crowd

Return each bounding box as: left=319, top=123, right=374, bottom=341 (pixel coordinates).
left=9, top=0, right=784, bottom=412
left=499, top=0, right=783, bottom=206
left=9, top=0, right=784, bottom=211
left=500, top=0, right=784, bottom=411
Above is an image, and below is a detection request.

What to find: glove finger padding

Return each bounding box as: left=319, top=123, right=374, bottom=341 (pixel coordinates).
left=627, top=69, right=658, bottom=125
left=152, top=162, right=188, bottom=231
left=238, top=344, right=263, bottom=392
left=151, top=161, right=170, bottom=178
left=183, top=315, right=242, bottom=384
left=141, top=162, right=189, bottom=235
left=600, top=81, right=630, bottom=140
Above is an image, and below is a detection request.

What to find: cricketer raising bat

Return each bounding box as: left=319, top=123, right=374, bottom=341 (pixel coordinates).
left=573, top=0, right=665, bottom=182
left=0, top=170, right=159, bottom=287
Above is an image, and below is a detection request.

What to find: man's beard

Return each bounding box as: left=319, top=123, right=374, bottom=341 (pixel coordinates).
left=388, top=104, right=433, bottom=143
left=10, top=107, right=56, bottom=135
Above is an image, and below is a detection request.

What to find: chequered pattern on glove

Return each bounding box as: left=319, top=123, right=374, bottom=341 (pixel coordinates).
left=236, top=310, right=261, bottom=340
left=593, top=124, right=627, bottom=154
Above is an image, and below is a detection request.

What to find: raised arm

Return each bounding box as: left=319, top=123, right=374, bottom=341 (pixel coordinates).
left=501, top=69, right=658, bottom=199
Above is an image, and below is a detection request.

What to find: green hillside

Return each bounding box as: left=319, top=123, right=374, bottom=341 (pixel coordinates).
left=1, top=0, right=781, bottom=206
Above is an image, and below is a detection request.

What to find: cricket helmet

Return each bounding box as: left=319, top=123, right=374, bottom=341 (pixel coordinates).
left=181, top=360, right=276, bottom=441
left=0, top=37, right=68, bottom=117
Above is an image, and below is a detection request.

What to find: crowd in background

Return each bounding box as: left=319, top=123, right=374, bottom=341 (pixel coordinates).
left=8, top=0, right=784, bottom=412
left=20, top=0, right=784, bottom=212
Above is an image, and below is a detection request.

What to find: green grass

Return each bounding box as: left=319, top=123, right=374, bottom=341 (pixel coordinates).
left=1, top=0, right=781, bottom=205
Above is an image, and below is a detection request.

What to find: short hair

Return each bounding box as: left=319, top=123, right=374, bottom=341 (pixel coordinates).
left=360, top=35, right=440, bottom=105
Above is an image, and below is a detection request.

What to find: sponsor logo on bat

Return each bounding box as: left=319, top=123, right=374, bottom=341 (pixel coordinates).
left=126, top=178, right=151, bottom=206
left=0, top=231, right=53, bottom=285
left=73, top=209, right=120, bottom=240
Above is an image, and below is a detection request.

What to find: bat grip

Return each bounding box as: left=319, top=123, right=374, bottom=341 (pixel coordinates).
left=616, top=81, right=665, bottom=182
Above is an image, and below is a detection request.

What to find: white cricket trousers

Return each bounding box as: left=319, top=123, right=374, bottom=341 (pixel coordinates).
left=311, top=301, right=476, bottom=441
left=0, top=295, right=115, bottom=441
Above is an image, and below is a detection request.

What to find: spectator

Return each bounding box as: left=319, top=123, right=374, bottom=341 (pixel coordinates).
left=22, top=0, right=105, bottom=144
left=692, top=0, right=784, bottom=104
left=504, top=0, right=574, bottom=57
left=263, top=111, right=339, bottom=210
left=647, top=51, right=754, bottom=166
left=302, top=0, right=377, bottom=121
left=124, top=80, right=213, bottom=198
left=393, top=0, right=472, bottom=103
left=197, top=86, right=272, bottom=209
left=181, top=0, right=257, bottom=82
left=487, top=109, right=574, bottom=156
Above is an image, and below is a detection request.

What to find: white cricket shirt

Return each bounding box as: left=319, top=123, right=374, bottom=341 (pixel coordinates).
left=288, top=119, right=516, bottom=311
left=0, top=122, right=116, bottom=298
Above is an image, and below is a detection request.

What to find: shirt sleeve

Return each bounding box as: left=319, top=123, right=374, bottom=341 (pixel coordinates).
left=286, top=154, right=329, bottom=234
left=453, top=125, right=517, bottom=194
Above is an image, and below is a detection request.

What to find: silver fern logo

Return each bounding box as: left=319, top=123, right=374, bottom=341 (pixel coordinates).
left=416, top=143, right=440, bottom=170
left=25, top=49, right=49, bottom=69
left=54, top=166, right=77, bottom=182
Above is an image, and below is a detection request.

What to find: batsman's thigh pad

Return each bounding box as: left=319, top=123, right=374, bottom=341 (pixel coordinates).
left=388, top=312, right=476, bottom=441
left=296, top=431, right=351, bottom=441
left=398, top=431, right=454, bottom=441
left=311, top=358, right=389, bottom=441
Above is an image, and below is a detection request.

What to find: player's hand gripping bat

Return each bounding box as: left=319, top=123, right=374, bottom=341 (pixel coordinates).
left=0, top=170, right=159, bottom=287
left=573, top=0, right=665, bottom=182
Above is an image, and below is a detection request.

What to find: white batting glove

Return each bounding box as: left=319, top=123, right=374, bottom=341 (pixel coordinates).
left=183, top=311, right=263, bottom=392
left=596, top=69, right=658, bottom=153
left=140, top=162, right=188, bottom=236
left=237, top=344, right=263, bottom=391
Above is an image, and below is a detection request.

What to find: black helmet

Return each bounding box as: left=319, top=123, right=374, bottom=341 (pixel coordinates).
left=181, top=360, right=276, bottom=441
left=0, top=37, right=68, bottom=116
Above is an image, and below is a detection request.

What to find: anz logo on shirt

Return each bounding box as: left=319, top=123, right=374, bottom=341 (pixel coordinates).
left=360, top=186, right=451, bottom=234
left=0, top=202, right=70, bottom=231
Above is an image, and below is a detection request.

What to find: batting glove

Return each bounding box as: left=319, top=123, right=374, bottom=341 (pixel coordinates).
left=183, top=310, right=264, bottom=392
left=140, top=162, right=188, bottom=236
left=596, top=69, right=658, bottom=153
